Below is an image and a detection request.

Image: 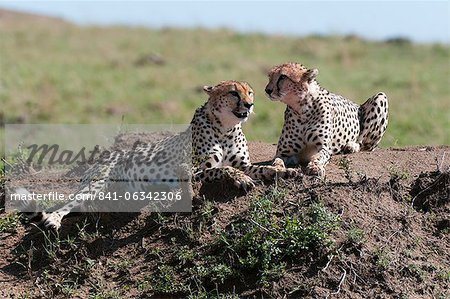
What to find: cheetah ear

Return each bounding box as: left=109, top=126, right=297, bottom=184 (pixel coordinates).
left=203, top=85, right=214, bottom=95
left=304, top=68, right=318, bottom=82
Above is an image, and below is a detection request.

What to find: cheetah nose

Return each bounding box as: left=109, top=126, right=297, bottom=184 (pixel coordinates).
left=244, top=102, right=254, bottom=109
left=265, top=87, right=273, bottom=95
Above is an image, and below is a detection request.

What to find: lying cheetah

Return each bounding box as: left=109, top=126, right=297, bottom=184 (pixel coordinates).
left=265, top=63, right=388, bottom=176
left=21, top=80, right=295, bottom=230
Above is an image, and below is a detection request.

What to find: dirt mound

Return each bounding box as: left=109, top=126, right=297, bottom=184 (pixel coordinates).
left=410, top=170, right=450, bottom=212
left=1, top=143, right=449, bottom=298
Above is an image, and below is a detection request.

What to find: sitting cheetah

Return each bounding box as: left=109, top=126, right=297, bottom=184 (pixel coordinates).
left=265, top=63, right=388, bottom=176
left=20, top=80, right=295, bottom=230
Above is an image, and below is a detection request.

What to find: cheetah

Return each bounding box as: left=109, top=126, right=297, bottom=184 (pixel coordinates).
left=19, top=80, right=295, bottom=230
left=265, top=62, right=389, bottom=176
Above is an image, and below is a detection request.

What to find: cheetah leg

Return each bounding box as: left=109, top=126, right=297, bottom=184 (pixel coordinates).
left=305, top=147, right=331, bottom=177
left=342, top=141, right=361, bottom=154
left=194, top=166, right=255, bottom=192
left=18, top=186, right=92, bottom=231
left=20, top=155, right=120, bottom=231
left=275, top=107, right=303, bottom=167
left=275, top=141, right=302, bottom=167
left=241, top=158, right=300, bottom=181
left=357, top=92, right=389, bottom=151
left=21, top=178, right=107, bottom=231
left=45, top=178, right=109, bottom=230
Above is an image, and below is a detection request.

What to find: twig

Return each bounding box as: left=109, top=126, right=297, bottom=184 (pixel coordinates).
left=331, top=268, right=347, bottom=295
left=321, top=244, right=344, bottom=274
left=287, top=200, right=300, bottom=207
left=1, top=157, right=13, bottom=168
left=410, top=172, right=445, bottom=207
left=436, top=151, right=448, bottom=173
left=26, top=240, right=34, bottom=280
left=249, top=218, right=271, bottom=233
left=322, top=254, right=334, bottom=272
left=343, top=260, right=366, bottom=285
left=380, top=229, right=401, bottom=249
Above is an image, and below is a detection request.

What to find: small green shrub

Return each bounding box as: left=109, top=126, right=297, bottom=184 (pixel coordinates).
left=346, top=225, right=366, bottom=245
left=373, top=247, right=391, bottom=270
left=150, top=265, right=188, bottom=293
left=210, top=187, right=340, bottom=287
left=437, top=269, right=450, bottom=282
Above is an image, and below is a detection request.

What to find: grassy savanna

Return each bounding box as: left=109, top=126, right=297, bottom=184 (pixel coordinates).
left=1, top=10, right=450, bottom=298
left=1, top=9, right=449, bottom=148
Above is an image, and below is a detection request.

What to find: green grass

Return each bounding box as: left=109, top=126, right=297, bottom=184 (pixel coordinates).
left=346, top=225, right=366, bottom=245
left=1, top=16, right=449, bottom=149
left=206, top=187, right=340, bottom=288
left=0, top=212, right=21, bottom=233
left=130, top=186, right=340, bottom=295
left=373, top=247, right=392, bottom=270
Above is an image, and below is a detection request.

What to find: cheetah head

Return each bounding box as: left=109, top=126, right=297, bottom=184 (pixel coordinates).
left=265, top=63, right=319, bottom=108
left=203, top=80, right=254, bottom=129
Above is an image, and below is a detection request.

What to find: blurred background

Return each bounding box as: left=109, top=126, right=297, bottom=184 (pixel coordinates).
left=0, top=1, right=449, bottom=147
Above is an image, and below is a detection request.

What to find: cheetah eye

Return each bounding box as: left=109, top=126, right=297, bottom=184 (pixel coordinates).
left=276, top=75, right=287, bottom=89
left=229, top=91, right=240, bottom=98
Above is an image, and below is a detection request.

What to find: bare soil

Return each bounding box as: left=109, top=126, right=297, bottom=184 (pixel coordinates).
left=1, top=142, right=449, bottom=298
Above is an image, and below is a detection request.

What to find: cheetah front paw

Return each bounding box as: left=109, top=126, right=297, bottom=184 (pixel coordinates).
left=272, top=158, right=286, bottom=169
left=305, top=163, right=325, bottom=177
left=272, top=158, right=302, bottom=179
left=43, top=213, right=63, bottom=231
left=232, top=173, right=255, bottom=192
